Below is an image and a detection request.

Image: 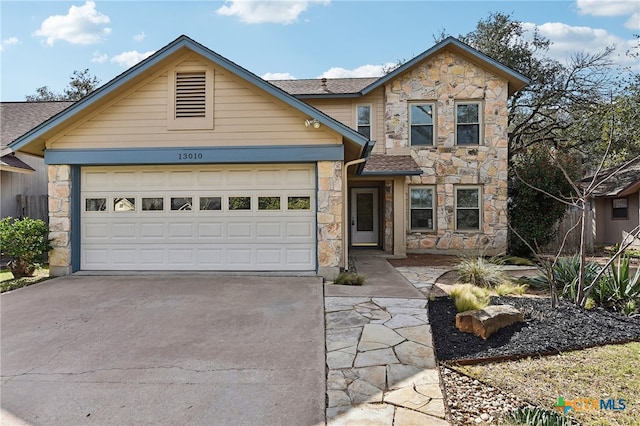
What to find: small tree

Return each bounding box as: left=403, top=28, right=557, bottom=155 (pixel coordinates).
left=25, top=69, right=100, bottom=101
left=0, top=217, right=53, bottom=279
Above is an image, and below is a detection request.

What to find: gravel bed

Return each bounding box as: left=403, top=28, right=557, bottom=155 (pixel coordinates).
left=429, top=296, right=640, bottom=425
left=429, top=296, right=640, bottom=362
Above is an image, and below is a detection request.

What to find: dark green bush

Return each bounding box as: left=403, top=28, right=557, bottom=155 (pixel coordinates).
left=0, top=217, right=52, bottom=279
left=508, top=406, right=574, bottom=425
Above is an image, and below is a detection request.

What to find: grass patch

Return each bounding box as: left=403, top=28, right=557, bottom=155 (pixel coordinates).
left=450, top=284, right=490, bottom=312
left=456, top=342, right=640, bottom=425
left=455, top=255, right=508, bottom=287
left=0, top=265, right=50, bottom=293
left=333, top=272, right=365, bottom=286
left=494, top=282, right=528, bottom=296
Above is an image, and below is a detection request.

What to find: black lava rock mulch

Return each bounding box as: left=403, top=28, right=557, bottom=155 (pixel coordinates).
left=429, top=296, right=640, bottom=363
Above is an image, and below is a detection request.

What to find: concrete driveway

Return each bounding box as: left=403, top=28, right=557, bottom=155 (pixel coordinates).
left=1, top=275, right=325, bottom=426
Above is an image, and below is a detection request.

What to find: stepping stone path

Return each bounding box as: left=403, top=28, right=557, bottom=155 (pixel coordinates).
left=325, top=269, right=451, bottom=426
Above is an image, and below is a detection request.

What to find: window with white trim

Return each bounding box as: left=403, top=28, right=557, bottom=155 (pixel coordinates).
left=455, top=187, right=481, bottom=230
left=356, top=105, right=371, bottom=138
left=168, top=69, right=214, bottom=130
left=409, top=186, right=435, bottom=230
left=410, top=103, right=434, bottom=146
left=455, top=102, right=480, bottom=145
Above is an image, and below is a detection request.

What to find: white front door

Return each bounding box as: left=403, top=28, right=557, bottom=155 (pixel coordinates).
left=350, top=188, right=379, bottom=246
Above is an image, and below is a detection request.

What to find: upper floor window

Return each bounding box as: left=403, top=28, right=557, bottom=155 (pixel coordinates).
left=357, top=105, right=371, bottom=138
left=410, top=103, right=434, bottom=146
left=410, top=186, right=434, bottom=231
left=456, top=102, right=480, bottom=145
left=168, top=68, right=214, bottom=130
left=455, top=186, right=481, bottom=230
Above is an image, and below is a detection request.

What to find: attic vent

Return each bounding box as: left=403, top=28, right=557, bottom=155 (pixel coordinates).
left=175, top=72, right=206, bottom=118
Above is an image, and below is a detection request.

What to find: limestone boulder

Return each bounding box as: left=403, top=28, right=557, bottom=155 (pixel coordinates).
left=455, top=304, right=523, bottom=340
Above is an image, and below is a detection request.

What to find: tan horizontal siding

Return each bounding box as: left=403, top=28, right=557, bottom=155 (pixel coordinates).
left=49, top=54, right=343, bottom=150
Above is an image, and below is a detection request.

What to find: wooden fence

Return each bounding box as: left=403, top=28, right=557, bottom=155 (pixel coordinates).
left=15, top=195, right=48, bottom=223
left=543, top=208, right=594, bottom=254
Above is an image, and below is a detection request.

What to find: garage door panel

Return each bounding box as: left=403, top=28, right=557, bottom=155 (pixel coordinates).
left=112, top=223, right=137, bottom=238
left=81, top=165, right=316, bottom=271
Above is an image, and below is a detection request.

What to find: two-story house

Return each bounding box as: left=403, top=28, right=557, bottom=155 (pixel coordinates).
left=9, top=35, right=528, bottom=279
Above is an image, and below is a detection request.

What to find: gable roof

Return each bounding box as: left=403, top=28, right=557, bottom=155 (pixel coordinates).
left=584, top=157, right=640, bottom=197
left=9, top=35, right=371, bottom=157
left=271, top=37, right=529, bottom=100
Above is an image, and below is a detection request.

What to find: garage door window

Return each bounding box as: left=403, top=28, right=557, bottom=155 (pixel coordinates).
left=288, top=196, right=311, bottom=210
left=259, top=196, right=281, bottom=210
left=142, top=197, right=164, bottom=211
left=114, top=197, right=135, bottom=212
left=171, top=197, right=192, bottom=211
left=229, top=196, right=251, bottom=210
left=200, top=197, right=221, bottom=211
left=86, top=198, right=107, bottom=212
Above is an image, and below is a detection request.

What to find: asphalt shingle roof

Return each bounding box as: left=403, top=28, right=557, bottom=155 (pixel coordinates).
left=1, top=101, right=74, bottom=171
left=1, top=101, right=74, bottom=150
left=584, top=157, right=640, bottom=197
left=360, top=154, right=423, bottom=176
left=269, top=78, right=379, bottom=96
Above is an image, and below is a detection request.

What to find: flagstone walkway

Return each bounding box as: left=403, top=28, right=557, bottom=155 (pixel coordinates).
left=324, top=260, right=452, bottom=425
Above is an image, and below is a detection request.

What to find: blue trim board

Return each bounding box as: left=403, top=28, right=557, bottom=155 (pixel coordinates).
left=70, top=165, right=81, bottom=273
left=45, top=145, right=344, bottom=165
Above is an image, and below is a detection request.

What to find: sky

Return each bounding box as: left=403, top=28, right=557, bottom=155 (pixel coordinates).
left=0, top=0, right=638, bottom=102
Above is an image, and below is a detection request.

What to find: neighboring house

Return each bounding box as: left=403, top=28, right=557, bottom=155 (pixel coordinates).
left=1, top=101, right=74, bottom=221
left=9, top=35, right=528, bottom=279
left=587, top=158, right=640, bottom=249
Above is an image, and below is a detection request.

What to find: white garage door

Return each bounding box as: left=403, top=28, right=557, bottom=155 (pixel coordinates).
left=81, top=164, right=316, bottom=271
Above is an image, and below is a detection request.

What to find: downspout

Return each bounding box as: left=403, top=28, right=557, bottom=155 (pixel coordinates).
left=342, top=157, right=367, bottom=272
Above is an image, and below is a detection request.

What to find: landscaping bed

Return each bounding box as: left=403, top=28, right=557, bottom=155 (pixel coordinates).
left=429, top=295, right=640, bottom=363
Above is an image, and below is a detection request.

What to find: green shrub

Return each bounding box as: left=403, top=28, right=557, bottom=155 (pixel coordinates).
left=527, top=255, right=602, bottom=298
left=0, top=217, right=52, bottom=279
left=450, top=284, right=490, bottom=312
left=455, top=255, right=508, bottom=287
left=507, top=406, right=574, bottom=426
left=592, top=255, right=640, bottom=315
left=333, top=272, right=365, bottom=286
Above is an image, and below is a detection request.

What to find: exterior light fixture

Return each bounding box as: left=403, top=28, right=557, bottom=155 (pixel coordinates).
left=304, top=119, right=321, bottom=129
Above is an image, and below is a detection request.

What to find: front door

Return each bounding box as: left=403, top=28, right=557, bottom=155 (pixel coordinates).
left=350, top=188, right=379, bottom=246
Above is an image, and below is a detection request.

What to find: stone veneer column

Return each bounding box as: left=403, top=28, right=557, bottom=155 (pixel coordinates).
left=48, top=165, right=72, bottom=276
left=317, top=161, right=343, bottom=280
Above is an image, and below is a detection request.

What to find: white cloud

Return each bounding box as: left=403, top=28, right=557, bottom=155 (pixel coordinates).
left=34, top=0, right=111, bottom=46
left=134, top=31, right=146, bottom=42
left=91, top=50, right=107, bottom=63
left=216, top=0, right=329, bottom=24
left=576, top=0, right=640, bottom=30
left=110, top=50, right=155, bottom=67
left=262, top=72, right=296, bottom=80
left=0, top=37, right=20, bottom=51
left=318, top=63, right=396, bottom=79
left=522, top=22, right=636, bottom=67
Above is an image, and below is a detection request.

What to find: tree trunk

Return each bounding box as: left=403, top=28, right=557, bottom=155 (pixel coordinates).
left=7, top=259, right=36, bottom=279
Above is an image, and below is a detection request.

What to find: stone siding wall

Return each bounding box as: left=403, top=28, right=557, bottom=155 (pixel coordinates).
left=385, top=50, right=509, bottom=254
left=48, top=165, right=72, bottom=276
left=317, top=161, right=343, bottom=278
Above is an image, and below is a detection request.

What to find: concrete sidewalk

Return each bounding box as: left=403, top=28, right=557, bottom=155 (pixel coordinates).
left=324, top=254, right=451, bottom=425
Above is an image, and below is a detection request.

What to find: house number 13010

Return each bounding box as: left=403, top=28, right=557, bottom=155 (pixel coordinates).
left=179, top=153, right=203, bottom=160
